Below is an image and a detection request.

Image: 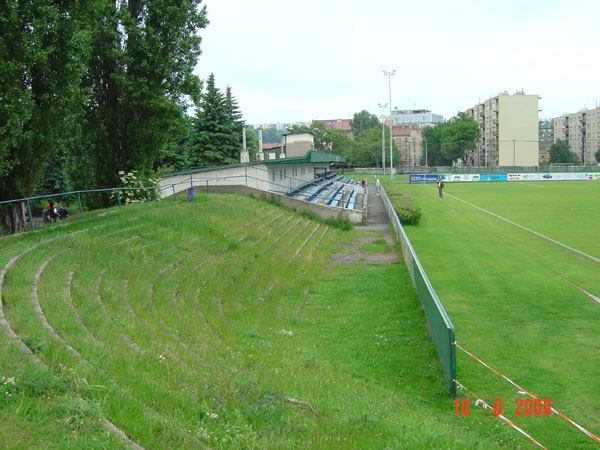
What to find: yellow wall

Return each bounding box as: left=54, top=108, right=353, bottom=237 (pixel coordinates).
left=498, top=95, right=539, bottom=166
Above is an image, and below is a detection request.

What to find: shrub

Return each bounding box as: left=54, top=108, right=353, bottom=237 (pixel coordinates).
left=110, top=170, right=160, bottom=205
left=395, top=203, right=422, bottom=225
left=390, top=195, right=422, bottom=225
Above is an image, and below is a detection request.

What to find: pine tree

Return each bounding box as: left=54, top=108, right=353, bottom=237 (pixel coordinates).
left=224, top=86, right=244, bottom=160
left=187, top=74, right=237, bottom=166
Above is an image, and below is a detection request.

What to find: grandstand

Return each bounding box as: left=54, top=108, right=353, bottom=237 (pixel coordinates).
left=158, top=150, right=367, bottom=222
left=286, top=175, right=362, bottom=211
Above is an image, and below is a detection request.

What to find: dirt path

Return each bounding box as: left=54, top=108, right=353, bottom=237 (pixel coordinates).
left=330, top=185, right=398, bottom=266
left=364, top=185, right=395, bottom=245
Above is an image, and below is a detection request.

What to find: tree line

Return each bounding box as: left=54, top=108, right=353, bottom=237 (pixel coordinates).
left=285, top=110, right=481, bottom=168
left=0, top=1, right=254, bottom=232
left=420, top=113, right=480, bottom=166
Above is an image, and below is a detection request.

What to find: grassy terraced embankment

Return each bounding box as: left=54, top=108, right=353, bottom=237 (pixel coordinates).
left=0, top=193, right=520, bottom=449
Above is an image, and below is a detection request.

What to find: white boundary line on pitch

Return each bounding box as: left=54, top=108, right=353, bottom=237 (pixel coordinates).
left=579, top=287, right=600, bottom=305
left=425, top=185, right=600, bottom=265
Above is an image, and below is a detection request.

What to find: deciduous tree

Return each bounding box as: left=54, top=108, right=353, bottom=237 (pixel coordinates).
left=549, top=140, right=578, bottom=164
left=245, top=127, right=259, bottom=161
left=421, top=124, right=452, bottom=166
left=73, top=0, right=208, bottom=201
left=351, top=110, right=380, bottom=136
left=0, top=0, right=90, bottom=232
left=351, top=126, right=398, bottom=167
left=440, top=113, right=479, bottom=164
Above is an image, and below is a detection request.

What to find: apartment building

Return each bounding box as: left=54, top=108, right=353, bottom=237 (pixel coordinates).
left=553, top=107, right=600, bottom=164
left=391, top=109, right=443, bottom=127
left=392, top=125, right=422, bottom=167
left=311, top=118, right=352, bottom=131
left=465, top=92, right=539, bottom=167
left=311, top=118, right=353, bottom=138
left=539, top=119, right=553, bottom=164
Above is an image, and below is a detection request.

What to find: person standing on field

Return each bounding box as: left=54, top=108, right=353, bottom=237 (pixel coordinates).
left=437, top=177, right=444, bottom=198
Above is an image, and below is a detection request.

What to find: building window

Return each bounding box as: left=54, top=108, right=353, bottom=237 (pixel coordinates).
left=280, top=171, right=283, bottom=181
left=272, top=171, right=275, bottom=181
left=284, top=170, right=287, bottom=178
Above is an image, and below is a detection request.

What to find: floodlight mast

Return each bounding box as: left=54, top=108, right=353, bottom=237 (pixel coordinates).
left=382, top=69, right=396, bottom=179
left=378, top=102, right=388, bottom=175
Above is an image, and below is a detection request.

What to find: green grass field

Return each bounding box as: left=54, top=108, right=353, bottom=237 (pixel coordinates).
left=0, top=193, right=523, bottom=449
left=378, top=178, right=600, bottom=449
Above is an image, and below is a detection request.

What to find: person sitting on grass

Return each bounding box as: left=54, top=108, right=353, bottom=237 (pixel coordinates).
left=58, top=202, right=69, bottom=220
left=48, top=202, right=59, bottom=222
left=43, top=201, right=58, bottom=223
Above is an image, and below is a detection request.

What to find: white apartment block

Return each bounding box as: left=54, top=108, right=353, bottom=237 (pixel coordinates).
left=465, top=92, right=539, bottom=167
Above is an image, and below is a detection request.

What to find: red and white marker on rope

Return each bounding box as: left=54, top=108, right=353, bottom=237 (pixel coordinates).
left=455, top=379, right=547, bottom=449
left=456, top=342, right=600, bottom=444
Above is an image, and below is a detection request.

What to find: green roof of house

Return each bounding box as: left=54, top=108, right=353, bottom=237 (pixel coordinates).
left=264, top=150, right=346, bottom=165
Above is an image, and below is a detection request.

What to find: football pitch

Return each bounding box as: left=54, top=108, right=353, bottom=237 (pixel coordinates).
left=385, top=178, right=600, bottom=448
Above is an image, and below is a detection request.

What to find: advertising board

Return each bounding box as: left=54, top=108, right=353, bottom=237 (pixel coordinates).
left=428, top=172, right=600, bottom=183
left=479, top=174, right=508, bottom=182
left=409, top=174, right=439, bottom=183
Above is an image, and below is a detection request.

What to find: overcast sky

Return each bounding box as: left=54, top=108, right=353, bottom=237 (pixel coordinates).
left=195, top=0, right=600, bottom=125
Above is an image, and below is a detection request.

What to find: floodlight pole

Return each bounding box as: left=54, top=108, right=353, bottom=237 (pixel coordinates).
left=383, top=69, right=396, bottom=180
left=378, top=102, right=388, bottom=175
left=422, top=137, right=428, bottom=174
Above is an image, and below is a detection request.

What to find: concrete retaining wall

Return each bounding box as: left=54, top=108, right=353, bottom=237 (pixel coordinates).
left=192, top=185, right=365, bottom=223
left=159, top=165, right=271, bottom=196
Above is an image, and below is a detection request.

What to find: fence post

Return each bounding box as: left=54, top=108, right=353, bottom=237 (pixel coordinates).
left=206, top=180, right=209, bottom=193
left=116, top=189, right=122, bottom=207
left=77, top=192, right=83, bottom=219
left=172, top=184, right=176, bottom=197
left=26, top=199, right=35, bottom=231
left=190, top=168, right=193, bottom=189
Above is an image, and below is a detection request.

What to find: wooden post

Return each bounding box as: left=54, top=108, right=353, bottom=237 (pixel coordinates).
left=77, top=192, right=83, bottom=219
left=26, top=199, right=35, bottom=231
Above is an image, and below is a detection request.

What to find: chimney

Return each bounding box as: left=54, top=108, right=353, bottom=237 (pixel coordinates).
left=258, top=129, right=264, bottom=161
left=240, top=126, right=250, bottom=163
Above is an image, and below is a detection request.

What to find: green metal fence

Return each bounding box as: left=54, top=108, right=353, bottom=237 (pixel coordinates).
left=380, top=185, right=456, bottom=396
left=0, top=187, right=157, bottom=235
left=396, top=164, right=600, bottom=174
